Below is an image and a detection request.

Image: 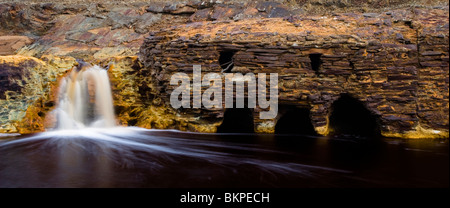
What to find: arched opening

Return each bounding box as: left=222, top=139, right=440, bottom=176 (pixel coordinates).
left=328, top=94, right=380, bottom=138
left=217, top=108, right=254, bottom=133
left=219, top=51, right=235, bottom=73
left=275, top=107, right=317, bottom=135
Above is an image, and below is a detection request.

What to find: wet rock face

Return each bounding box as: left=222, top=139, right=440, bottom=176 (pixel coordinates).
left=0, top=55, right=76, bottom=133
left=139, top=8, right=449, bottom=138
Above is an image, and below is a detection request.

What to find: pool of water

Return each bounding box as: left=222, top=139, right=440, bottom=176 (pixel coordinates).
left=0, top=127, right=448, bottom=188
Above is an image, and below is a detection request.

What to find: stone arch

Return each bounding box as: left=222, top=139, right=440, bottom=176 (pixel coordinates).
left=328, top=93, right=381, bottom=137
left=217, top=107, right=254, bottom=133
left=275, top=105, right=317, bottom=135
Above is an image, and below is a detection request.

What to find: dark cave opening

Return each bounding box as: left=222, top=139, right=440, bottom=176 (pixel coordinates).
left=219, top=51, right=235, bottom=73
left=217, top=108, right=254, bottom=133
left=309, top=53, right=322, bottom=73
left=275, top=107, right=317, bottom=135
left=329, top=94, right=381, bottom=138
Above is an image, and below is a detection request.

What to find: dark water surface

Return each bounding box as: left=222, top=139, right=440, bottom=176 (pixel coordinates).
left=0, top=127, right=448, bottom=188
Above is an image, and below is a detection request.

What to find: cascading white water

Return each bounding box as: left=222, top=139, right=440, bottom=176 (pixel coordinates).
left=56, top=65, right=116, bottom=130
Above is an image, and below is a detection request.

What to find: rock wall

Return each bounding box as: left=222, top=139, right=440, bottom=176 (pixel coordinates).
left=0, top=55, right=75, bottom=133
left=139, top=8, right=449, bottom=138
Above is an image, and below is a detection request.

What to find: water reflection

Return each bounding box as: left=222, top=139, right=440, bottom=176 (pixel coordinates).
left=0, top=128, right=448, bottom=188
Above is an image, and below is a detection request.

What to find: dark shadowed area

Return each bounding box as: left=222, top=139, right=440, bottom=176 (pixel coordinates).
left=0, top=128, right=447, bottom=188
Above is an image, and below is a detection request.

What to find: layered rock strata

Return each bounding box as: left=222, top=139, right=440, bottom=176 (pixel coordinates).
left=139, top=8, right=449, bottom=138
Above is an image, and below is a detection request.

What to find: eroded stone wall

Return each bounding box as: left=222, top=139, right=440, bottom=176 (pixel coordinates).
left=139, top=8, right=449, bottom=138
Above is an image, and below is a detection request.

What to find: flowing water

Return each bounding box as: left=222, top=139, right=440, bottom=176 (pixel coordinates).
left=0, top=65, right=447, bottom=188
left=55, top=65, right=116, bottom=129
left=0, top=129, right=448, bottom=188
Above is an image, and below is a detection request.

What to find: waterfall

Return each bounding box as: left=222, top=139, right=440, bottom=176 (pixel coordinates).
left=55, top=65, right=116, bottom=130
